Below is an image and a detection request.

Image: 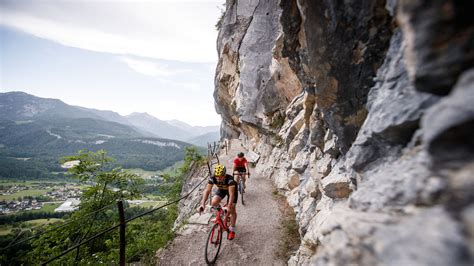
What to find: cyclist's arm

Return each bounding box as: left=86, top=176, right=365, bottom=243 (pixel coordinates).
left=244, top=160, right=250, bottom=176
left=232, top=162, right=238, bottom=173
left=200, top=183, right=213, bottom=208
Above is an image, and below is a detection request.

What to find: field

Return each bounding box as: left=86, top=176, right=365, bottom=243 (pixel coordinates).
left=0, top=180, right=73, bottom=186
left=162, top=160, right=184, bottom=173
left=0, top=225, right=12, bottom=236
left=0, top=189, right=52, bottom=201
left=144, top=194, right=167, bottom=201
left=0, top=218, right=63, bottom=236
left=126, top=168, right=161, bottom=179
left=26, top=203, right=62, bottom=214
left=24, top=218, right=63, bottom=226
left=129, top=201, right=166, bottom=208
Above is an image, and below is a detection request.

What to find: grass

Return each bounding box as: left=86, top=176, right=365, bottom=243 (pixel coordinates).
left=130, top=201, right=166, bottom=208
left=0, top=180, right=75, bottom=186
left=24, top=218, right=63, bottom=226
left=164, top=160, right=184, bottom=171
left=0, top=225, right=13, bottom=236
left=17, top=203, right=62, bottom=214
left=0, top=189, right=52, bottom=201
left=0, top=181, right=37, bottom=186
left=0, top=218, right=63, bottom=236
left=125, top=161, right=184, bottom=180
left=35, top=203, right=61, bottom=213
left=273, top=189, right=301, bottom=261
left=126, top=168, right=161, bottom=179
left=144, top=194, right=167, bottom=201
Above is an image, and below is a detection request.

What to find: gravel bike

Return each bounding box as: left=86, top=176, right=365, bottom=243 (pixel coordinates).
left=233, top=171, right=248, bottom=205
left=204, top=204, right=229, bottom=264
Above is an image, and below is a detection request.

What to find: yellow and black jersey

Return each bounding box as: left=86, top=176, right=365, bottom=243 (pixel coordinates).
left=208, top=174, right=236, bottom=190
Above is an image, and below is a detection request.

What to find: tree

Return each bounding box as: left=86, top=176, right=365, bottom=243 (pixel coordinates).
left=26, top=150, right=144, bottom=264
left=2, top=148, right=203, bottom=264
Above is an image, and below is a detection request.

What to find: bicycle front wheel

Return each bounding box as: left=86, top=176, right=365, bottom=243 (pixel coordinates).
left=239, top=181, right=245, bottom=205
left=205, top=223, right=222, bottom=264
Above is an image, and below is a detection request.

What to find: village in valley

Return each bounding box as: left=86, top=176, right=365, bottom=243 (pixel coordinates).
left=0, top=183, right=82, bottom=214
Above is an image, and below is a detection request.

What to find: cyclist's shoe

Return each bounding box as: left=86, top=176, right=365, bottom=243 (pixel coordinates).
left=228, top=231, right=236, bottom=240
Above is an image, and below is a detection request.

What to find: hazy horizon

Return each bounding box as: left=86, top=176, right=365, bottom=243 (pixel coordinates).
left=1, top=90, right=220, bottom=127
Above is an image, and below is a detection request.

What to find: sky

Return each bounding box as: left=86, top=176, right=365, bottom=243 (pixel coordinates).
left=0, top=0, right=225, bottom=126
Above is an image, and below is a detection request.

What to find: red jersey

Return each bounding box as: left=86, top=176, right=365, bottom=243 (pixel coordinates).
left=233, top=158, right=247, bottom=168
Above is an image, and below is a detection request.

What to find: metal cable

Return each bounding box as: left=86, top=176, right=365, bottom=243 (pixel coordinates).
left=41, top=174, right=209, bottom=265
left=1, top=201, right=117, bottom=250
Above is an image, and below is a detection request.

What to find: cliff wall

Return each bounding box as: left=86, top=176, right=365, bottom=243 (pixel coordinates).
left=214, top=0, right=473, bottom=264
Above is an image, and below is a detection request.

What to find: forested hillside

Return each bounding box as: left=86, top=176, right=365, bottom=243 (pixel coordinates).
left=0, top=93, right=201, bottom=179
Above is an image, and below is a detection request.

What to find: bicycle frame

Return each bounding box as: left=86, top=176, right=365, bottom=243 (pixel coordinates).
left=210, top=205, right=228, bottom=230
left=209, top=204, right=229, bottom=245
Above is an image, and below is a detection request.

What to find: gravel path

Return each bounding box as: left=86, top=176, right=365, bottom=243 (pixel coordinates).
left=157, top=140, right=285, bottom=265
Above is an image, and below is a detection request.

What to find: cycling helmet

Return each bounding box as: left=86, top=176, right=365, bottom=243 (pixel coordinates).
left=214, top=164, right=226, bottom=176
left=237, top=152, right=244, bottom=158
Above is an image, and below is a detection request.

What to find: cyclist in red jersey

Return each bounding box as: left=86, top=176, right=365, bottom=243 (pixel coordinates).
left=232, top=152, right=250, bottom=189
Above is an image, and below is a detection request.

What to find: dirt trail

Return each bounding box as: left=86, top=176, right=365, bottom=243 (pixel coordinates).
left=157, top=140, right=285, bottom=265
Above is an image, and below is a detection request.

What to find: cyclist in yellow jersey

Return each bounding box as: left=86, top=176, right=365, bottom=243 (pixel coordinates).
left=198, top=164, right=238, bottom=240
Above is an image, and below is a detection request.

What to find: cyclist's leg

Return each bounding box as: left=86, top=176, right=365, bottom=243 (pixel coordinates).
left=211, top=191, right=224, bottom=206
left=228, top=192, right=238, bottom=228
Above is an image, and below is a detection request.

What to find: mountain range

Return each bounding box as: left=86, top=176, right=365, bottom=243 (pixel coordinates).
left=0, top=91, right=220, bottom=179
left=0, top=91, right=220, bottom=144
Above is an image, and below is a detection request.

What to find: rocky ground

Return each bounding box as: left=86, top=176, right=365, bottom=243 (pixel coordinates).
left=157, top=140, right=286, bottom=265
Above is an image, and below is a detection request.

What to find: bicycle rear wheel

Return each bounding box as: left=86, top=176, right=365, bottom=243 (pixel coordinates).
left=205, top=223, right=222, bottom=264
left=239, top=180, right=245, bottom=205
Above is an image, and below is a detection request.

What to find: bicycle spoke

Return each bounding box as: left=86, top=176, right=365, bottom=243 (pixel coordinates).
left=205, top=223, right=222, bottom=264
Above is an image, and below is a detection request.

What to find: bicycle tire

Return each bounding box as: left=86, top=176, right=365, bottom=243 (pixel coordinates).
left=239, top=180, right=245, bottom=205
left=205, top=223, right=222, bottom=264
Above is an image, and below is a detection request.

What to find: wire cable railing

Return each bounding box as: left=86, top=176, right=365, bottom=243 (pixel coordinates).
left=2, top=201, right=118, bottom=250
left=41, top=169, right=210, bottom=265
left=3, top=141, right=224, bottom=265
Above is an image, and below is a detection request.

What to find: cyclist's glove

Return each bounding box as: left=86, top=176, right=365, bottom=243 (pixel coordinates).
left=198, top=205, right=204, bottom=214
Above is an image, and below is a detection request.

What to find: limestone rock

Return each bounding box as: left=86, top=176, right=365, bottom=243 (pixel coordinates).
left=348, top=30, right=438, bottom=172
left=371, top=208, right=468, bottom=266
left=321, top=164, right=354, bottom=199
left=422, top=69, right=474, bottom=167
left=398, top=0, right=474, bottom=95
left=213, top=0, right=474, bottom=265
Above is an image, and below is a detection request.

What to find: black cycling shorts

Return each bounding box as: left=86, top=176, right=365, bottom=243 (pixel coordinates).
left=215, top=188, right=238, bottom=204
left=235, top=167, right=246, bottom=173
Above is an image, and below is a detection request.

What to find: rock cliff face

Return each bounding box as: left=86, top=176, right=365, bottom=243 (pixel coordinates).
left=214, top=0, right=473, bottom=264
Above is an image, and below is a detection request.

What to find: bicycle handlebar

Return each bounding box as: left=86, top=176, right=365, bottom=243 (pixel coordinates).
left=209, top=204, right=228, bottom=211
left=232, top=171, right=249, bottom=176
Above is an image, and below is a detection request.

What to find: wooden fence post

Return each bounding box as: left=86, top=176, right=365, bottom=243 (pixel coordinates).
left=117, top=201, right=126, bottom=266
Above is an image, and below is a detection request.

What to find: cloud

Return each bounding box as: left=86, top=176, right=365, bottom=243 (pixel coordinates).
left=0, top=0, right=224, bottom=62
left=179, top=82, right=201, bottom=91
left=120, top=57, right=192, bottom=77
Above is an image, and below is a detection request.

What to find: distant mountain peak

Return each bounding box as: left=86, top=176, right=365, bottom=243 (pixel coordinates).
left=1, top=91, right=220, bottom=142
left=126, top=112, right=155, bottom=118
